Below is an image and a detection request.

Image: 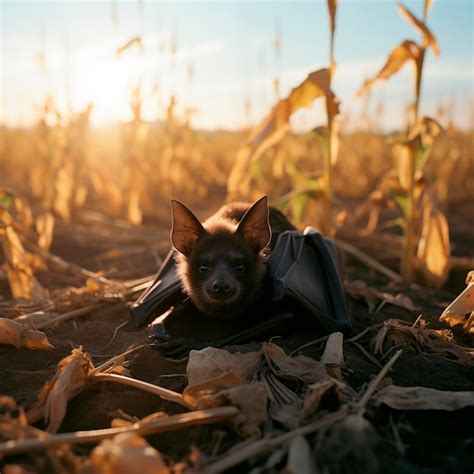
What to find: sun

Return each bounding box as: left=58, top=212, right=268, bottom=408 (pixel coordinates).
left=71, top=55, right=141, bottom=125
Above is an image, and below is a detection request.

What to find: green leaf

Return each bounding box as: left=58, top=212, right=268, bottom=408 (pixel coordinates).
left=390, top=189, right=408, bottom=217
left=0, top=191, right=14, bottom=209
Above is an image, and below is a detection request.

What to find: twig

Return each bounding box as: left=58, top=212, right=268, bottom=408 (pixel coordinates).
left=90, top=344, right=146, bottom=375
left=204, top=405, right=350, bottom=474
left=356, top=349, right=402, bottom=410
left=0, top=407, right=239, bottom=456
left=101, top=320, right=129, bottom=350
left=289, top=335, right=330, bottom=356
left=347, top=323, right=382, bottom=343
left=349, top=341, right=382, bottom=369
left=24, top=241, right=118, bottom=287
left=448, top=256, right=474, bottom=270
left=33, top=304, right=103, bottom=330
left=92, top=373, right=189, bottom=408
left=335, top=239, right=403, bottom=282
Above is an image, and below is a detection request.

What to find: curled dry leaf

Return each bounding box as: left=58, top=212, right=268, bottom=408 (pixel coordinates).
left=372, top=318, right=472, bottom=363
left=228, top=69, right=339, bottom=198
left=321, top=332, right=344, bottom=378
left=358, top=40, right=421, bottom=97
left=90, top=432, right=169, bottom=474
left=303, top=377, right=352, bottom=418
left=416, top=199, right=450, bottom=288
left=27, top=347, right=93, bottom=432
left=186, top=347, right=261, bottom=386
left=184, top=358, right=268, bottom=436
left=398, top=3, right=440, bottom=55
left=440, top=271, right=474, bottom=334
left=1, top=226, right=48, bottom=302
left=219, top=382, right=268, bottom=436
left=374, top=385, right=474, bottom=411
left=183, top=371, right=246, bottom=409
left=0, top=318, right=53, bottom=350
left=263, top=342, right=327, bottom=383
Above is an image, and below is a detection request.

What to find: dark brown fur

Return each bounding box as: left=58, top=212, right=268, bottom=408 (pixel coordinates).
left=170, top=197, right=295, bottom=319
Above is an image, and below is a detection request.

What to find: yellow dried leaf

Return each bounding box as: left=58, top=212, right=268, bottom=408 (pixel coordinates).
left=416, top=200, right=450, bottom=287
left=0, top=318, right=53, bottom=350
left=409, top=116, right=443, bottom=145
left=116, top=36, right=143, bottom=56
left=90, top=432, right=169, bottom=474
left=1, top=226, right=48, bottom=301
left=27, top=348, right=93, bottom=432
left=228, top=69, right=339, bottom=198
left=263, top=342, right=327, bottom=383
left=440, top=272, right=474, bottom=334
left=36, top=212, right=55, bottom=250
left=186, top=346, right=261, bottom=386
left=398, top=3, right=440, bottom=55
left=358, top=40, right=421, bottom=96
left=375, top=385, right=474, bottom=411
left=183, top=371, right=245, bottom=409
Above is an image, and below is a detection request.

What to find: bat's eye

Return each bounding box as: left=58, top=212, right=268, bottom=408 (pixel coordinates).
left=234, top=263, right=245, bottom=272
left=199, top=263, right=209, bottom=273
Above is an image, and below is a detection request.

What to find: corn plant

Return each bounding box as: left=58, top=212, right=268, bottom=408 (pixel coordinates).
left=227, top=0, right=340, bottom=235
left=358, top=1, right=450, bottom=286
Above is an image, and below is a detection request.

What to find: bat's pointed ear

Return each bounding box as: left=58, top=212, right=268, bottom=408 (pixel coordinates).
left=236, top=195, right=271, bottom=253
left=170, top=200, right=206, bottom=256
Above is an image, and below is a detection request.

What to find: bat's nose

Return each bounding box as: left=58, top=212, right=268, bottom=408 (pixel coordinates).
left=211, top=279, right=232, bottom=293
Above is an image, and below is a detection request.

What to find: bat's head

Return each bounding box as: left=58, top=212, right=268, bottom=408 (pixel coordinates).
left=170, top=196, right=271, bottom=318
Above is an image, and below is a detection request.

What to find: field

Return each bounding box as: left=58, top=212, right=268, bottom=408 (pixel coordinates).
left=1, top=1, right=473, bottom=473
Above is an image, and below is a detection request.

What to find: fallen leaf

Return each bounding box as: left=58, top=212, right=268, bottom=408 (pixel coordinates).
left=219, top=382, right=268, bottom=436
left=303, top=377, right=353, bottom=419
left=358, top=40, right=421, bottom=96
left=374, top=385, right=474, bottom=411
left=0, top=318, right=53, bottom=350
left=27, top=348, right=93, bottom=432
left=90, top=432, right=169, bottom=474
left=186, top=347, right=261, bottom=386
left=183, top=371, right=245, bottom=409
left=263, top=342, right=327, bottom=383
left=271, top=402, right=303, bottom=430
left=440, top=271, right=474, bottom=334
left=398, top=3, right=440, bottom=55
left=372, top=318, right=472, bottom=363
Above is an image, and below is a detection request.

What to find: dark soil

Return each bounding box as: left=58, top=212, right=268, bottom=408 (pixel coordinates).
left=0, top=201, right=473, bottom=473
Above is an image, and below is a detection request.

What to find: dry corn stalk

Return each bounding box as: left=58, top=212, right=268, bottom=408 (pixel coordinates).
left=0, top=225, right=48, bottom=302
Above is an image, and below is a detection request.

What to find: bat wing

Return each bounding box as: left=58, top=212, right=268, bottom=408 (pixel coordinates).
left=130, top=249, right=185, bottom=326
left=269, top=229, right=351, bottom=333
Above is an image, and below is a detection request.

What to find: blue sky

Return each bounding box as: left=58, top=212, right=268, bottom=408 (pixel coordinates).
left=1, top=0, right=473, bottom=131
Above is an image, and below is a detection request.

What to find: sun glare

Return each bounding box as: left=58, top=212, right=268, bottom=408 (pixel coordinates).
left=71, top=56, right=140, bottom=125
